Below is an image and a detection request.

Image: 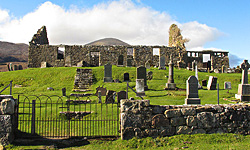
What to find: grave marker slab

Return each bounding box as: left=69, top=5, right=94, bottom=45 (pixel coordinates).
left=207, top=76, right=217, bottom=90
left=136, top=66, right=148, bottom=90
left=224, top=82, right=231, bottom=90
left=136, top=79, right=145, bottom=97
left=95, top=86, right=107, bottom=96
left=158, top=56, right=166, bottom=70
left=41, top=62, right=47, bottom=68
left=124, top=73, right=130, bottom=82
left=145, top=61, right=150, bottom=69
left=117, top=91, right=127, bottom=103
left=104, top=64, right=113, bottom=82
left=105, top=90, right=116, bottom=103
left=185, top=76, right=201, bottom=104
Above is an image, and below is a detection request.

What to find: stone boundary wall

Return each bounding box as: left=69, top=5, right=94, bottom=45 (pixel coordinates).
left=0, top=96, right=17, bottom=146
left=120, top=100, right=250, bottom=140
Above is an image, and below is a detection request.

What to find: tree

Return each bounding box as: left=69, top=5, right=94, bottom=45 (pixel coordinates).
left=168, top=24, right=189, bottom=50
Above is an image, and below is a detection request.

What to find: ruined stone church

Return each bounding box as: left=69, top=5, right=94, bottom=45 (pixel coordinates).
left=28, top=26, right=229, bottom=70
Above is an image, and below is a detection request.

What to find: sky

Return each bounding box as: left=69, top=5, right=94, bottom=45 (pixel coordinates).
left=0, top=0, right=249, bottom=67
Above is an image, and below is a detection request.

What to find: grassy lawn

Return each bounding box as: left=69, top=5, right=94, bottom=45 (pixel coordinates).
left=0, top=66, right=243, bottom=105
left=5, top=133, right=250, bottom=149
left=0, top=66, right=248, bottom=149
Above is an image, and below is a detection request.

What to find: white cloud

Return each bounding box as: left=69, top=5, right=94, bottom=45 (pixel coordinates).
left=0, top=9, right=10, bottom=24
left=0, top=0, right=222, bottom=48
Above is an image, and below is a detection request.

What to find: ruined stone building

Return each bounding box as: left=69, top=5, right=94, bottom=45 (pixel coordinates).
left=28, top=26, right=229, bottom=70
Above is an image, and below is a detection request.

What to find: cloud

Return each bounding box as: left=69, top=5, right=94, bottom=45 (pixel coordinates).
left=0, top=0, right=222, bottom=47
left=229, top=53, right=243, bottom=68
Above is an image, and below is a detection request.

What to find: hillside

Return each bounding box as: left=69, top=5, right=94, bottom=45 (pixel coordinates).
left=86, top=38, right=130, bottom=46
left=0, top=66, right=241, bottom=105
left=0, top=41, right=28, bottom=63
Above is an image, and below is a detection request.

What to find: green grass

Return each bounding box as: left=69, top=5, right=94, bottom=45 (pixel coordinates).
left=5, top=133, right=250, bottom=149
left=0, top=66, right=243, bottom=105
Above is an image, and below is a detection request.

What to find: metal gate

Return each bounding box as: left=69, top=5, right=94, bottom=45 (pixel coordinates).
left=17, top=95, right=120, bottom=138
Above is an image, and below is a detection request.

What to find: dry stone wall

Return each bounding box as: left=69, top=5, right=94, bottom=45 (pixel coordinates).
left=0, top=96, right=17, bottom=146
left=121, top=100, right=250, bottom=140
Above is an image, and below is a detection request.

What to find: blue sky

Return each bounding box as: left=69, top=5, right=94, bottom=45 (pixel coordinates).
left=0, top=0, right=249, bottom=67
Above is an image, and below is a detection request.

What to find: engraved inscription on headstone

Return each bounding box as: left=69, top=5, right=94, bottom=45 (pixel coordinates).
left=224, top=82, right=231, bottom=90
left=185, top=76, right=200, bottom=104
left=136, top=66, right=148, bottom=90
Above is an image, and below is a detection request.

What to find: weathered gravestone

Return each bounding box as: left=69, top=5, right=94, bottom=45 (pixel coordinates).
left=105, top=90, right=116, bottom=103
left=185, top=76, right=201, bottom=104
left=65, top=55, right=72, bottom=67
left=77, top=61, right=84, bottom=67
left=222, top=65, right=227, bottom=73
left=117, top=91, right=127, bottom=103
left=41, top=62, right=47, bottom=68
left=224, top=82, right=231, bottom=90
left=165, top=55, right=176, bottom=90
left=95, top=86, right=107, bottom=96
left=104, top=64, right=113, bottom=82
left=192, top=60, right=196, bottom=71
left=124, top=73, right=129, bottom=82
left=207, top=76, right=217, bottom=90
left=62, top=88, right=66, bottom=96
left=158, top=56, right=166, bottom=70
left=136, top=79, right=145, bottom=97
left=136, top=66, right=148, bottom=90
left=195, top=62, right=202, bottom=89
left=126, top=58, right=132, bottom=67
left=235, top=60, right=250, bottom=101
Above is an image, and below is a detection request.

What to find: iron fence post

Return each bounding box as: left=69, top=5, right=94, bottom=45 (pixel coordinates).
left=10, top=80, right=13, bottom=95
left=31, top=100, right=36, bottom=135
left=126, top=82, right=128, bottom=99
left=217, top=83, right=219, bottom=104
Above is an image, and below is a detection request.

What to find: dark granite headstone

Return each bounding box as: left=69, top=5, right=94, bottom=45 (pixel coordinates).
left=136, top=66, right=148, bottom=90
left=62, top=88, right=66, bottom=96
left=207, top=76, right=217, bottom=90
left=105, top=90, right=116, bottom=103
left=124, top=73, right=129, bottom=82
left=202, top=80, right=207, bottom=86
left=185, top=76, right=200, bottom=104
left=95, top=86, right=107, bottom=96
left=104, top=64, right=113, bottom=82
left=117, top=91, right=127, bottom=103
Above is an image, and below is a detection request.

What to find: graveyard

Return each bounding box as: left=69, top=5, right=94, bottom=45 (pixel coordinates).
left=0, top=65, right=243, bottom=105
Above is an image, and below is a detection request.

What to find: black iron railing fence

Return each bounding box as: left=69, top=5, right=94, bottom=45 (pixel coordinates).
left=17, top=95, right=120, bottom=138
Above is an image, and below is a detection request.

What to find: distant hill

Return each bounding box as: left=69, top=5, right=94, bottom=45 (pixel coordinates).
left=0, top=41, right=28, bottom=63
left=86, top=38, right=130, bottom=46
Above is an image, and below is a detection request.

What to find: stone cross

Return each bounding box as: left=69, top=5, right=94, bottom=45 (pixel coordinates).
left=168, top=54, right=174, bottom=83
left=240, top=60, right=250, bottom=84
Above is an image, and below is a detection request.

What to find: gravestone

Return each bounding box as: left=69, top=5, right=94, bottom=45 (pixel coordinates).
left=95, top=86, right=107, bottom=96
left=136, top=79, right=145, bottom=97
left=9, top=63, right=13, bottom=71
left=224, top=82, right=231, bottom=90
left=6, top=63, right=11, bottom=71
left=104, top=64, right=113, bottom=82
left=195, top=62, right=202, bottom=89
left=117, top=91, right=127, bottom=103
left=192, top=60, right=196, bottom=71
left=214, top=69, right=220, bottom=73
left=158, top=56, right=166, bottom=70
left=235, top=60, right=250, bottom=101
left=126, top=59, right=132, bottom=67
left=41, top=62, right=47, bottom=68
left=118, top=55, right=124, bottom=66
left=185, top=76, right=201, bottom=104
left=207, top=76, right=217, bottom=90
left=147, top=71, right=153, bottom=80
left=202, top=80, right=207, bottom=86
left=105, top=90, right=116, bottom=103
left=136, top=66, right=148, bottom=90
left=165, top=55, right=176, bottom=90
left=62, top=88, right=66, bottom=96
left=98, top=91, right=102, bottom=103
left=145, top=61, right=150, bottom=69
left=18, top=65, right=23, bottom=70
left=124, top=73, right=129, bottom=82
